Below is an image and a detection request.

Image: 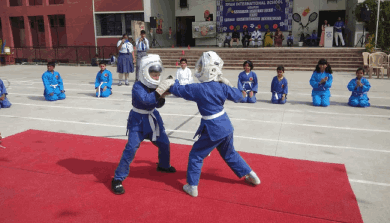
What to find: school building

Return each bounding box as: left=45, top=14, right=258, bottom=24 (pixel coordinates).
left=0, top=0, right=366, bottom=49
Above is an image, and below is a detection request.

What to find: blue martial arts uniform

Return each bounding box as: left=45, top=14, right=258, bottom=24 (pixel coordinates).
left=347, top=78, right=371, bottom=107
left=309, top=71, right=333, bottom=107
left=169, top=80, right=253, bottom=186
left=114, top=81, right=171, bottom=181
left=42, top=70, right=66, bottom=101
left=237, top=71, right=258, bottom=103
left=271, top=76, right=288, bottom=104
left=0, top=79, right=11, bottom=108
left=94, top=70, right=113, bottom=97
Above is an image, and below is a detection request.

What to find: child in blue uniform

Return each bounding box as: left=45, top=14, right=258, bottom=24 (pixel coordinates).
left=42, top=62, right=66, bottom=101
left=237, top=60, right=258, bottom=103
left=95, top=61, right=113, bottom=97
left=0, top=79, right=11, bottom=109
left=347, top=67, right=371, bottom=107
left=309, top=59, right=333, bottom=107
left=271, top=66, right=288, bottom=104
left=111, top=54, right=176, bottom=195
left=157, top=51, right=260, bottom=197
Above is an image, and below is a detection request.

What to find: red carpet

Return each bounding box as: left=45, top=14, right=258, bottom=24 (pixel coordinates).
left=0, top=130, right=363, bottom=223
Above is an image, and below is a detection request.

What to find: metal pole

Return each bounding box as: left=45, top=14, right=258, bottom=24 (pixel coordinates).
left=375, top=0, right=380, bottom=49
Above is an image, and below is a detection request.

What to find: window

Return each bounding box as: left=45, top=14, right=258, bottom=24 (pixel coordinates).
left=10, top=17, right=25, bottom=47
left=48, top=15, right=67, bottom=47
left=96, top=13, right=144, bottom=36
left=29, top=0, right=42, bottom=6
left=49, top=0, right=64, bottom=4
left=10, top=0, right=23, bottom=6
left=29, top=16, right=45, bottom=47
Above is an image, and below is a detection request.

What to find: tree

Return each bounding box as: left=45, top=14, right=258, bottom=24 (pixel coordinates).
left=355, top=0, right=390, bottom=51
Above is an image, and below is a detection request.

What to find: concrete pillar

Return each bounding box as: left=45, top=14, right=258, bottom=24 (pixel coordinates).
left=23, top=16, right=33, bottom=47
left=1, top=16, right=14, bottom=48
left=43, top=15, right=53, bottom=48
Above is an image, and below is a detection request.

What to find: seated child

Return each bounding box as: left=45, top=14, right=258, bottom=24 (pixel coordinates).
left=42, top=62, right=66, bottom=101
left=176, top=58, right=193, bottom=85
left=156, top=51, right=260, bottom=197
left=250, top=27, right=262, bottom=47
left=109, top=54, right=117, bottom=65
left=347, top=67, right=371, bottom=107
left=95, top=61, right=113, bottom=97
left=111, top=54, right=176, bottom=195
left=310, top=30, right=319, bottom=46
left=237, top=60, right=258, bottom=103
left=287, top=31, right=294, bottom=47
left=0, top=78, right=11, bottom=108
left=91, top=54, right=99, bottom=66
left=271, top=66, right=288, bottom=104
left=223, top=33, right=232, bottom=47
left=309, top=59, right=333, bottom=107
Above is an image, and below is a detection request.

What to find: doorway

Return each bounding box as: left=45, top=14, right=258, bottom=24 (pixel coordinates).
left=176, top=16, right=195, bottom=47
left=318, top=10, right=346, bottom=45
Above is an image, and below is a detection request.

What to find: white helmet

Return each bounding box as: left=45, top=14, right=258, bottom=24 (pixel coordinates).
left=139, top=54, right=163, bottom=89
left=194, top=51, right=224, bottom=83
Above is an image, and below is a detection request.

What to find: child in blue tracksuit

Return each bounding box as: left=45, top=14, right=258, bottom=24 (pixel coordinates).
left=42, top=62, right=66, bottom=101
left=309, top=59, right=333, bottom=107
left=271, top=66, right=288, bottom=104
left=0, top=79, right=12, bottom=108
left=95, top=61, right=113, bottom=97
left=237, top=60, right=258, bottom=103
left=111, top=54, right=176, bottom=195
left=347, top=67, right=371, bottom=107
left=157, top=51, right=260, bottom=197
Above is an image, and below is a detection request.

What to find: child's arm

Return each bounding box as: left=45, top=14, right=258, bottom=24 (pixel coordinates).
left=347, top=79, right=356, bottom=92
left=237, top=73, right=244, bottom=92
left=42, top=73, right=54, bottom=95
left=224, top=84, right=244, bottom=103
left=251, top=72, right=258, bottom=93
left=360, top=79, right=371, bottom=93
left=169, top=80, right=198, bottom=102
left=283, top=79, right=288, bottom=95
left=107, top=71, right=113, bottom=88
left=309, top=72, right=320, bottom=88
left=0, top=80, right=7, bottom=96
left=94, top=72, right=100, bottom=88
left=270, top=76, right=276, bottom=92
left=57, top=72, right=65, bottom=92
left=133, top=84, right=160, bottom=106
left=323, top=73, right=333, bottom=89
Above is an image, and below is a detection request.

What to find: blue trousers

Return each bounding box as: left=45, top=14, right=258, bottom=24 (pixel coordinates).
left=271, top=93, right=286, bottom=104
left=240, top=92, right=256, bottom=103
left=114, top=130, right=171, bottom=181
left=348, top=97, right=370, bottom=107
left=96, top=88, right=111, bottom=97
left=187, top=130, right=252, bottom=186
left=0, top=97, right=11, bottom=108
left=312, top=95, right=329, bottom=107
left=44, top=87, right=66, bottom=101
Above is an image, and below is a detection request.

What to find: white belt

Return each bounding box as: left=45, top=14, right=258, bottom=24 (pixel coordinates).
left=132, top=107, right=160, bottom=141
left=50, top=84, right=58, bottom=89
left=202, top=109, right=225, bottom=120
left=98, top=82, right=107, bottom=97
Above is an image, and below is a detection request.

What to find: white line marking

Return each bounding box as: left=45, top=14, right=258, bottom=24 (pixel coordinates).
left=1, top=114, right=389, bottom=154
left=9, top=102, right=390, bottom=133
left=349, top=179, right=390, bottom=187
left=255, top=91, right=390, bottom=99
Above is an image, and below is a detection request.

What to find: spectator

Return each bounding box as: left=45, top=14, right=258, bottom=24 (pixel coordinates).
left=264, top=29, right=273, bottom=47
left=135, top=30, right=150, bottom=81
left=241, top=26, right=250, bottom=48
left=274, top=28, right=284, bottom=47
left=232, top=28, right=240, bottom=47
left=91, top=54, right=98, bottom=66
left=117, top=34, right=135, bottom=86
left=334, top=17, right=345, bottom=47
left=250, top=27, right=262, bottom=47
left=287, top=31, right=294, bottom=47
left=319, top=20, right=329, bottom=47
left=224, top=33, right=232, bottom=47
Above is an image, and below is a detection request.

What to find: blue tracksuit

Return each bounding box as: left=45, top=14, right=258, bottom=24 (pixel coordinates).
left=169, top=80, right=252, bottom=186
left=0, top=79, right=11, bottom=108
left=309, top=71, right=333, bottom=107
left=114, top=81, right=171, bottom=181
left=237, top=71, right=258, bottom=103
left=94, top=70, right=113, bottom=97
left=271, top=76, right=288, bottom=104
left=347, top=78, right=370, bottom=107
left=42, top=70, right=66, bottom=101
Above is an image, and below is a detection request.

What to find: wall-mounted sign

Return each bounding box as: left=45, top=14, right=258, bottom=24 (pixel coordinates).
left=192, top=21, right=216, bottom=38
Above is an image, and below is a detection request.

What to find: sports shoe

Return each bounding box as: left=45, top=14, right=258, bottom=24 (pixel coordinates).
left=245, top=171, right=261, bottom=185
left=111, top=178, right=125, bottom=195
left=125, top=80, right=129, bottom=86
left=157, top=165, right=176, bottom=173
left=118, top=82, right=123, bottom=86
left=183, top=184, right=198, bottom=197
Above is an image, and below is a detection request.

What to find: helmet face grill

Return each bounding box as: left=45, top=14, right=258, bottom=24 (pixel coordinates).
left=139, top=54, right=163, bottom=89
left=194, top=51, right=224, bottom=83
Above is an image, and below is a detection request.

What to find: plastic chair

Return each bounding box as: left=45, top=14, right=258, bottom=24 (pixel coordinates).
left=362, top=52, right=370, bottom=76
left=369, top=52, right=385, bottom=78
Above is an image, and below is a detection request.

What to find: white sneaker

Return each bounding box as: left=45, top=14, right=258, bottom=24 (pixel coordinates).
left=183, top=184, right=198, bottom=197
left=245, top=171, right=260, bottom=185
left=118, top=81, right=123, bottom=86
left=125, top=80, right=129, bottom=85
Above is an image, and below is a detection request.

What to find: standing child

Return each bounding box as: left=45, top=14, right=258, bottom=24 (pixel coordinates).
left=156, top=51, right=260, bottom=197
left=176, top=58, right=193, bottom=85
left=117, top=34, right=135, bottom=86
left=95, top=61, right=113, bottom=97
left=287, top=31, right=294, bottom=47
left=309, top=59, right=333, bottom=107
left=42, top=62, right=66, bottom=101
left=111, top=54, right=176, bottom=195
left=347, top=67, right=371, bottom=107
left=271, top=66, right=288, bottom=104
left=237, top=60, right=258, bottom=103
left=0, top=78, right=11, bottom=108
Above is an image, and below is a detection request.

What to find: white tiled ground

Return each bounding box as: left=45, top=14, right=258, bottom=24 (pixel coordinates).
left=1, top=64, right=389, bottom=223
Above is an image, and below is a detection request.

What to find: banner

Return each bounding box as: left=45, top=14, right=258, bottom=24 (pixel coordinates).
left=192, top=22, right=217, bottom=38
left=216, top=0, right=293, bottom=33
left=324, top=26, right=333, bottom=48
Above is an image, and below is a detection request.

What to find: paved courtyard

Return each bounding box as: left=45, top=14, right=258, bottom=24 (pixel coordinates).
left=1, top=64, right=389, bottom=222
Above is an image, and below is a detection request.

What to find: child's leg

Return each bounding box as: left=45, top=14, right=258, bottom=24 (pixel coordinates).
left=100, top=88, right=111, bottom=97
left=312, top=95, right=322, bottom=106
left=124, top=73, right=129, bottom=85
left=152, top=131, right=171, bottom=169
left=57, top=92, right=66, bottom=100
left=247, top=93, right=257, bottom=103
left=348, top=97, right=359, bottom=107
left=321, top=95, right=330, bottom=107
left=359, top=98, right=370, bottom=107
left=216, top=133, right=252, bottom=178
left=0, top=97, right=12, bottom=108
left=279, top=97, right=287, bottom=104
left=114, top=131, right=145, bottom=181
left=45, top=93, right=59, bottom=101
left=118, top=73, right=124, bottom=85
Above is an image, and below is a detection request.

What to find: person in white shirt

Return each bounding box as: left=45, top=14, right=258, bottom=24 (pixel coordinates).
left=135, top=30, right=150, bottom=81
left=176, top=58, right=193, bottom=85
left=250, top=27, right=262, bottom=47
left=117, top=34, right=135, bottom=86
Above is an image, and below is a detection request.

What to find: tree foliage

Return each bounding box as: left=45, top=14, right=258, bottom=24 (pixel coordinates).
left=355, top=0, right=390, bottom=51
